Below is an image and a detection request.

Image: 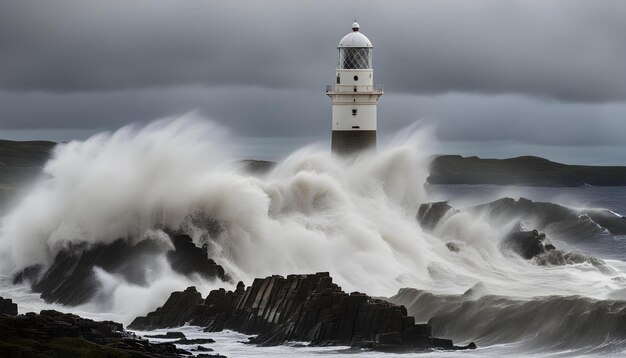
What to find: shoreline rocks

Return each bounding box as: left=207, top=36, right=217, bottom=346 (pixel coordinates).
left=13, top=233, right=228, bottom=306
left=0, top=297, right=18, bottom=316
left=0, top=306, right=190, bottom=357
left=130, top=272, right=476, bottom=352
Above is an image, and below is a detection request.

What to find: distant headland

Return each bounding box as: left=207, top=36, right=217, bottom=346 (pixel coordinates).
left=1, top=140, right=626, bottom=197
left=428, top=155, right=626, bottom=187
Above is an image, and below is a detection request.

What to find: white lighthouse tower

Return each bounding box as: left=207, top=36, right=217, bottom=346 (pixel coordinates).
left=326, top=21, right=383, bottom=154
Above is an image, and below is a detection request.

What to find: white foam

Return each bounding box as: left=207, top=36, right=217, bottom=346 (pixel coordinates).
left=0, top=114, right=624, bottom=326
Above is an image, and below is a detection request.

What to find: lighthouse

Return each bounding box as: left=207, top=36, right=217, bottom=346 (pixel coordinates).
left=326, top=21, right=383, bottom=154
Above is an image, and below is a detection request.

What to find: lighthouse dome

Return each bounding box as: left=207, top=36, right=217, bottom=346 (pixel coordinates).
left=338, top=22, right=372, bottom=48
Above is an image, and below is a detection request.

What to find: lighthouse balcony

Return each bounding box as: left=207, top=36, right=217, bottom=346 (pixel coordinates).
left=326, top=84, right=383, bottom=94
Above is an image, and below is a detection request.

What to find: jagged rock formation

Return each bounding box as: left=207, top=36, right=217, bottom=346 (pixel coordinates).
left=13, top=233, right=227, bottom=306
left=130, top=273, right=476, bottom=352
left=0, top=297, right=18, bottom=316
left=166, top=234, right=227, bottom=280
left=0, top=308, right=190, bottom=357
left=132, top=286, right=204, bottom=329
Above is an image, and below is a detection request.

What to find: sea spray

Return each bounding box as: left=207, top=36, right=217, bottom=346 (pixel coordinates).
left=0, top=114, right=624, bottom=326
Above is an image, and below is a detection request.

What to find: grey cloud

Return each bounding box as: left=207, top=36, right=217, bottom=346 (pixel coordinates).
left=1, top=0, right=625, bottom=102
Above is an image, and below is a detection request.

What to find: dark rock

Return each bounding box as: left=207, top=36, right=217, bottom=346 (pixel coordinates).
left=0, top=297, right=18, bottom=316
left=0, top=303, right=189, bottom=357
left=167, top=234, right=227, bottom=281
left=18, top=238, right=170, bottom=306
left=445, top=242, right=461, bottom=252
left=144, top=331, right=186, bottom=339
left=501, top=229, right=548, bottom=260
left=194, top=345, right=214, bottom=351
left=173, top=338, right=216, bottom=344
left=416, top=201, right=456, bottom=231
left=534, top=249, right=607, bottom=271
left=470, top=197, right=626, bottom=238
left=130, top=286, right=204, bottom=330
left=197, top=354, right=227, bottom=358
left=130, top=273, right=475, bottom=352
left=14, top=232, right=228, bottom=306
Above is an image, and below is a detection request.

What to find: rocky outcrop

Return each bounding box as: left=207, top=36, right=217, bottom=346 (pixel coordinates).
left=13, top=233, right=228, bottom=306
left=0, top=297, right=18, bottom=316
left=130, top=286, right=204, bottom=329
left=167, top=234, right=227, bottom=280
left=501, top=229, right=551, bottom=259
left=416, top=201, right=456, bottom=231
left=130, top=273, right=476, bottom=352
left=470, top=197, right=626, bottom=237
left=145, top=331, right=186, bottom=339
left=0, top=308, right=190, bottom=357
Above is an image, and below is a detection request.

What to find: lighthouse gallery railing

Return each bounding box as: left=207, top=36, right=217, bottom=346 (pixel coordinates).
left=326, top=84, right=383, bottom=93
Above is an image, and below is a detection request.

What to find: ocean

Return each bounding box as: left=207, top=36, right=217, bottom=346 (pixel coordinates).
left=1, top=116, right=625, bottom=357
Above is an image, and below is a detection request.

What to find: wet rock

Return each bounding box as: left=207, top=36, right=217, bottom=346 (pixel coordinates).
left=144, top=331, right=186, bottom=339
left=14, top=232, right=227, bottom=306
left=131, top=272, right=475, bottom=352
left=534, top=249, right=608, bottom=271
left=446, top=242, right=461, bottom=252
left=167, top=234, right=227, bottom=280
left=194, top=345, right=214, bottom=351
left=130, top=286, right=203, bottom=330
left=173, top=338, right=216, bottom=344
left=0, top=297, right=18, bottom=316
left=0, top=303, right=189, bottom=357
left=470, top=197, right=626, bottom=239
left=501, top=229, right=549, bottom=260
left=416, top=201, right=457, bottom=231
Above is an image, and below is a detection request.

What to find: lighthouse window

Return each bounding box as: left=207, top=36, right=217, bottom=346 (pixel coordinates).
left=338, top=48, right=372, bottom=69
left=353, top=75, right=359, bottom=81
left=352, top=109, right=357, bottom=116
left=336, top=75, right=340, bottom=84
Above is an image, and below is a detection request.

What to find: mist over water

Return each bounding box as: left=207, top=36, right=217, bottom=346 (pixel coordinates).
left=1, top=114, right=625, bottom=355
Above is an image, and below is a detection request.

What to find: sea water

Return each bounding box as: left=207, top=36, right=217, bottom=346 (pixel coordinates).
left=1, top=115, right=625, bottom=357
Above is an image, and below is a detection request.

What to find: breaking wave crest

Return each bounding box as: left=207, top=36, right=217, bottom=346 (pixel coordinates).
left=1, top=114, right=625, bottom=348
left=390, top=287, right=626, bottom=354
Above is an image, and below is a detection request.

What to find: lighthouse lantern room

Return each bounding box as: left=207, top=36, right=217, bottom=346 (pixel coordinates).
left=326, top=21, right=383, bottom=154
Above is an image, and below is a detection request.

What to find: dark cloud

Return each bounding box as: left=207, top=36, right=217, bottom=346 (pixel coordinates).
left=0, top=0, right=625, bottom=163
left=1, top=0, right=624, bottom=102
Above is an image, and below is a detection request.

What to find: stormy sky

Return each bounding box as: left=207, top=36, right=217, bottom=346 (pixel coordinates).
left=1, top=0, right=625, bottom=163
